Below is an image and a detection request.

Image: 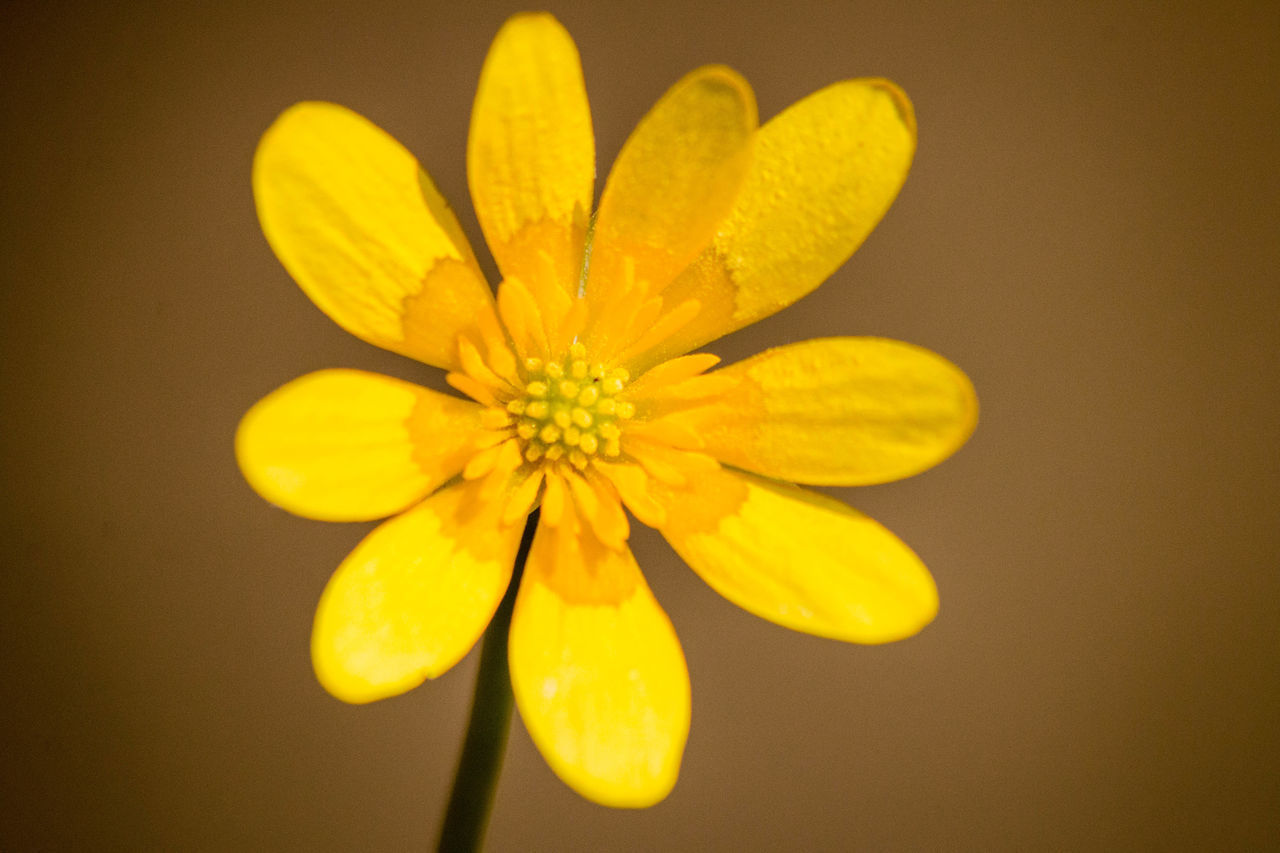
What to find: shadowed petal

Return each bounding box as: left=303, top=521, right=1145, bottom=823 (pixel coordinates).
left=584, top=65, right=756, bottom=358
left=632, top=79, right=916, bottom=368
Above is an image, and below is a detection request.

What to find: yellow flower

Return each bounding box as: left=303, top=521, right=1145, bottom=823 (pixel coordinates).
left=236, top=12, right=976, bottom=807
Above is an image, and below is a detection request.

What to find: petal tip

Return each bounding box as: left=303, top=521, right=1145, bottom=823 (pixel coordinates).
left=865, top=77, right=917, bottom=141
left=492, top=10, right=573, bottom=48
left=311, top=643, right=434, bottom=706
left=569, top=765, right=682, bottom=809
left=532, top=709, right=688, bottom=808
left=679, top=63, right=759, bottom=128
left=311, top=606, right=435, bottom=705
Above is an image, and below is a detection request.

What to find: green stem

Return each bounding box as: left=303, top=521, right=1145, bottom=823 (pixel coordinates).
left=437, top=510, right=538, bottom=853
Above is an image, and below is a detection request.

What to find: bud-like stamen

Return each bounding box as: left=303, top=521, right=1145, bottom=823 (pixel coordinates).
left=509, top=349, right=631, bottom=464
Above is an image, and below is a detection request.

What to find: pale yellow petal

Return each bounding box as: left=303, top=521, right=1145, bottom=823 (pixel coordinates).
left=236, top=369, right=483, bottom=521
left=509, top=511, right=690, bottom=807
left=584, top=66, right=756, bottom=356
left=254, top=102, right=494, bottom=370
left=631, top=79, right=916, bottom=367
left=469, top=13, right=593, bottom=298
left=312, top=479, right=524, bottom=703
left=656, top=467, right=938, bottom=643
left=652, top=337, right=976, bottom=486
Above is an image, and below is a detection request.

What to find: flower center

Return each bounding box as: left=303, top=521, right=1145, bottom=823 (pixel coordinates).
left=506, top=343, right=634, bottom=470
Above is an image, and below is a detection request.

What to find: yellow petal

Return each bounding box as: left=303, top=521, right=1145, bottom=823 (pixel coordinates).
left=509, top=511, right=690, bottom=807
left=254, top=102, right=495, bottom=371
left=656, top=467, right=938, bottom=643
left=652, top=337, right=976, bottom=486
left=584, top=66, right=756, bottom=354
left=469, top=13, right=593, bottom=298
left=236, top=369, right=482, bottom=521
left=633, top=79, right=916, bottom=367
left=312, top=479, right=525, bottom=703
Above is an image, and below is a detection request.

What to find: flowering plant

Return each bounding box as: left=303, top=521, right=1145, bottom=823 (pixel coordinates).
left=238, top=10, right=975, bottom=845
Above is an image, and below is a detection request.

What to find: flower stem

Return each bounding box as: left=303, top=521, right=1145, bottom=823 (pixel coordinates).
left=437, top=510, right=538, bottom=853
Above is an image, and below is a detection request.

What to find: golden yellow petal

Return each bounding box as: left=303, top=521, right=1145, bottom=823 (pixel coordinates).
left=630, top=79, right=916, bottom=368
left=253, top=102, right=494, bottom=370
left=312, top=479, right=525, bottom=703
left=236, top=369, right=482, bottom=521
left=656, top=467, right=938, bottom=643
left=468, top=13, right=593, bottom=299
left=583, top=66, right=756, bottom=357
left=509, top=509, right=689, bottom=806
left=657, top=337, right=976, bottom=485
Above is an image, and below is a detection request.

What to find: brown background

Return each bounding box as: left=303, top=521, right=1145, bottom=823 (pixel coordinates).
left=3, top=0, right=1277, bottom=849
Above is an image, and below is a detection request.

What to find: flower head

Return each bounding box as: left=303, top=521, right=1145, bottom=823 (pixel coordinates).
left=237, top=12, right=976, bottom=807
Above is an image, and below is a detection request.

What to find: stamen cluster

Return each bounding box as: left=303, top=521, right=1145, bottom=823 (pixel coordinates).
left=507, top=343, right=635, bottom=469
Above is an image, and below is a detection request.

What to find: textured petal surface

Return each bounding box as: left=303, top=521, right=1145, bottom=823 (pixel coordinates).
left=585, top=65, right=756, bottom=346
left=656, top=467, right=938, bottom=643
left=647, top=337, right=976, bottom=486
left=312, top=479, right=525, bottom=703
left=469, top=12, right=594, bottom=296
left=509, top=511, right=690, bottom=807
left=236, top=369, right=483, bottom=521
left=634, top=79, right=916, bottom=367
left=254, top=102, right=494, bottom=370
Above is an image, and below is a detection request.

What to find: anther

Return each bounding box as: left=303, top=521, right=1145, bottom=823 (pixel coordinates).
left=505, top=347, right=633, bottom=472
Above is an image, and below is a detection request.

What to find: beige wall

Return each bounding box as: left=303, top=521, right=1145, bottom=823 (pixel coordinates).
left=2, top=0, right=1277, bottom=848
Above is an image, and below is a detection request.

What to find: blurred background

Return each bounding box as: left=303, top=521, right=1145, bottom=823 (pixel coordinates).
left=2, top=0, right=1277, bottom=849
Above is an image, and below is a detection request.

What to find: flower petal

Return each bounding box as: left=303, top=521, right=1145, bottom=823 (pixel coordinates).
left=254, top=102, right=494, bottom=370
left=633, top=79, right=917, bottom=367
left=655, top=467, right=938, bottom=643
left=236, top=369, right=482, bottom=521
left=312, top=479, right=525, bottom=703
left=584, top=65, right=756, bottom=353
left=648, top=337, right=976, bottom=486
left=509, top=511, right=690, bottom=807
left=468, top=13, right=594, bottom=297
